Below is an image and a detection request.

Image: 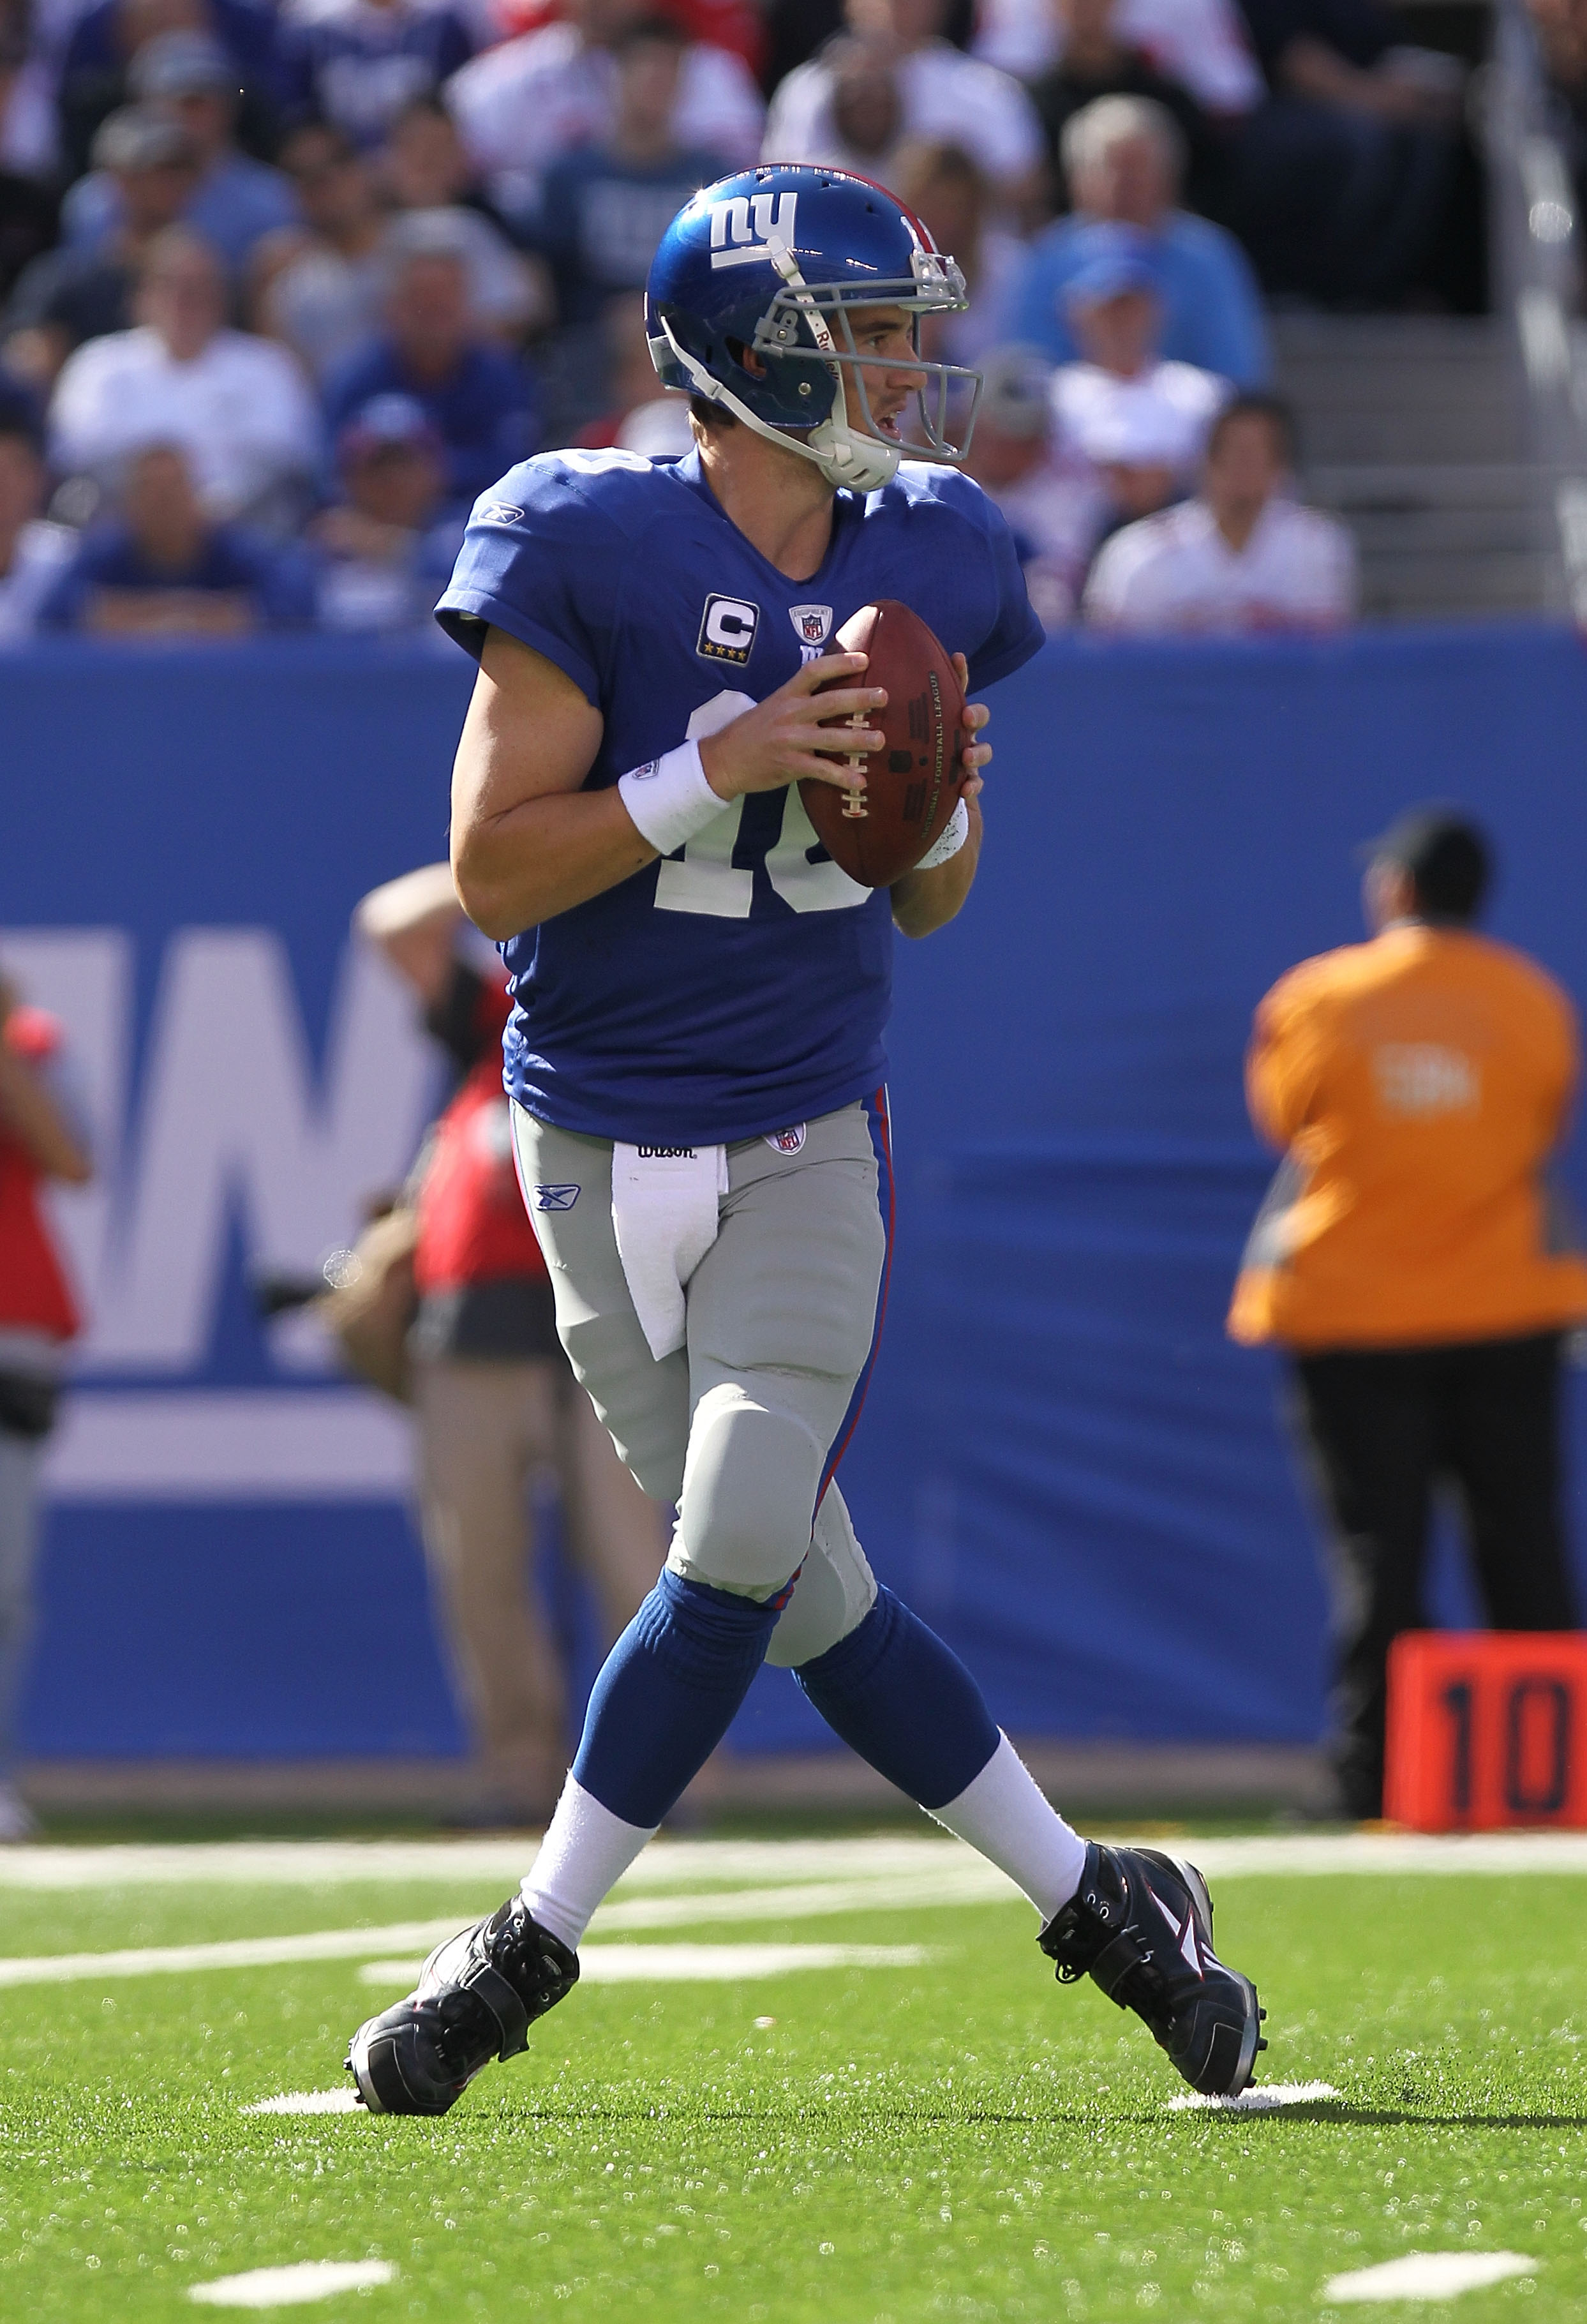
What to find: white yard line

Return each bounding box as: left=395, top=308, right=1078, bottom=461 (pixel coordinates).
left=3, top=1829, right=1587, bottom=1892
left=0, top=1882, right=967, bottom=1985
left=0, top=1919, right=467, bottom=1987
left=3, top=1831, right=1587, bottom=1905
left=189, top=2260, right=396, bottom=2308
left=357, top=1942, right=930, bottom=1986
left=0, top=1834, right=971, bottom=1891
left=593, top=1864, right=1011, bottom=1926
left=1322, top=2251, right=1539, bottom=2302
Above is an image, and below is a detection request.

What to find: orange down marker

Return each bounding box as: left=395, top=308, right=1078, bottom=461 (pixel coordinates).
left=1384, top=1631, right=1587, bottom=1831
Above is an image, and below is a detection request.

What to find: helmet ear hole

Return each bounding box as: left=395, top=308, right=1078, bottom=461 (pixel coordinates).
left=724, top=335, right=768, bottom=382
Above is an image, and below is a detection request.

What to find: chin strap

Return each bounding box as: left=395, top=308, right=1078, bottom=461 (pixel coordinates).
left=766, top=238, right=901, bottom=492
left=651, top=258, right=902, bottom=495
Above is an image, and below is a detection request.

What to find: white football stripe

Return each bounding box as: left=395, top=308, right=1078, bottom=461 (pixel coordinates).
left=1322, top=2251, right=1538, bottom=2302
left=0, top=1919, right=468, bottom=1988
left=593, top=1865, right=1010, bottom=1928
left=355, top=1942, right=930, bottom=1986
left=241, top=2090, right=362, bottom=2116
left=1167, top=2080, right=1340, bottom=2113
left=0, top=1835, right=972, bottom=1890
left=189, top=2259, right=396, bottom=2307
left=0, top=1915, right=940, bottom=1989
left=5, top=1830, right=1587, bottom=1891
left=0, top=1873, right=1004, bottom=1988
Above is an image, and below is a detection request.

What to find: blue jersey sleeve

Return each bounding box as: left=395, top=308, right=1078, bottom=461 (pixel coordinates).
left=435, top=455, right=636, bottom=703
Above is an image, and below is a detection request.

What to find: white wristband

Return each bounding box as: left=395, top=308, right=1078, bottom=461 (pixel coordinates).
left=914, top=795, right=970, bottom=871
left=618, top=740, right=724, bottom=856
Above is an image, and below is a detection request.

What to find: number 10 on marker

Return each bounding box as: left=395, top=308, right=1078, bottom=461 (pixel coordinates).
left=1384, top=1633, right=1587, bottom=1830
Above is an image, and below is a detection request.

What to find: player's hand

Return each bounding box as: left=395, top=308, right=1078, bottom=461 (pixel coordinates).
left=953, top=653, right=990, bottom=810
left=697, top=651, right=886, bottom=804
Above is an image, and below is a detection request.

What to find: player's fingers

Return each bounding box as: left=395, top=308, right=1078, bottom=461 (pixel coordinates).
left=802, top=685, right=887, bottom=722
left=960, top=770, right=985, bottom=802
left=963, top=742, right=992, bottom=771
left=951, top=650, right=969, bottom=691
left=791, top=755, right=867, bottom=791
left=962, top=701, right=990, bottom=732
left=787, top=650, right=868, bottom=694
left=791, top=723, right=886, bottom=754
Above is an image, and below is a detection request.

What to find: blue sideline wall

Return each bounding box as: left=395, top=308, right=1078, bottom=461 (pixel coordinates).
left=7, top=626, right=1587, bottom=1761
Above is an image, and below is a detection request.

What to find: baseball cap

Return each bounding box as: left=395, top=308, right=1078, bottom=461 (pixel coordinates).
left=91, top=105, right=198, bottom=175
left=337, top=394, right=444, bottom=469
left=129, top=29, right=232, bottom=100
left=1362, top=805, right=1491, bottom=921
left=1062, top=224, right=1160, bottom=313
left=976, top=345, right=1054, bottom=440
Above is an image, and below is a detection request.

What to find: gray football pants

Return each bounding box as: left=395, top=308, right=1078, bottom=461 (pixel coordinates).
left=510, top=1099, right=886, bottom=1668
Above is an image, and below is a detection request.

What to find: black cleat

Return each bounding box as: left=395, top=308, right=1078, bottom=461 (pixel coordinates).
left=345, top=1898, right=578, bottom=2116
left=1038, top=1843, right=1265, bottom=2098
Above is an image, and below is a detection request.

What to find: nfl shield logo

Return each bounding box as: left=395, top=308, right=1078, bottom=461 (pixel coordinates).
left=763, top=1125, right=807, bottom=1155
left=789, top=604, right=833, bottom=648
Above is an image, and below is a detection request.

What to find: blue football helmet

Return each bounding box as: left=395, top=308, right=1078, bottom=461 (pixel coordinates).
left=644, top=163, right=983, bottom=492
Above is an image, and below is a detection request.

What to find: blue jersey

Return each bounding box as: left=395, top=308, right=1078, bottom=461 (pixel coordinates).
left=436, top=447, right=1043, bottom=1144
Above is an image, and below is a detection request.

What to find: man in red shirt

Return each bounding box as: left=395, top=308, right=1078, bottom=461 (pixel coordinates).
left=0, top=971, right=93, bottom=1843
left=357, top=866, right=668, bottom=1822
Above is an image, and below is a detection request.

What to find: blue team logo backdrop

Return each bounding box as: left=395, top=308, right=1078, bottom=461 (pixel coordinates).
left=8, top=629, right=1587, bottom=1760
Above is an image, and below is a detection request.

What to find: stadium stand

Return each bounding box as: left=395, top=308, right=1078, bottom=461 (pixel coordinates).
left=0, top=0, right=1557, bottom=629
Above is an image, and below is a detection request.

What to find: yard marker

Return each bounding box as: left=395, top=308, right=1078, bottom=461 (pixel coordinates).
left=188, top=2259, right=396, bottom=2307
left=1167, top=2080, right=1340, bottom=2113
left=240, top=2091, right=362, bottom=2115
left=1322, top=2251, right=1537, bottom=2302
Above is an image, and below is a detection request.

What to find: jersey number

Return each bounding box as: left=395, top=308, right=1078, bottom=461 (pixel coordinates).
left=652, top=692, right=870, bottom=918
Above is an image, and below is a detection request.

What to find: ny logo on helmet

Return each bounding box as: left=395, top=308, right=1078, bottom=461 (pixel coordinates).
left=710, top=191, right=797, bottom=269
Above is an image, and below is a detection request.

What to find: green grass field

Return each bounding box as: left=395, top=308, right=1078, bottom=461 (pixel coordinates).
left=2, top=1833, right=1584, bottom=2321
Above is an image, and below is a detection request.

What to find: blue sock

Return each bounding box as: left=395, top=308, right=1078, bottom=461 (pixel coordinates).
left=795, top=1586, right=999, bottom=1811
left=572, top=1568, right=780, bottom=1828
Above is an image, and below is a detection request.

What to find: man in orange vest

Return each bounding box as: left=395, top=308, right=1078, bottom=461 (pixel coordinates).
left=0, top=971, right=93, bottom=1842
left=1229, top=808, right=1587, bottom=1819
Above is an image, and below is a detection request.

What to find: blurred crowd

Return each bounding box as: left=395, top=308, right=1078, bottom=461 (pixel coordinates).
left=0, top=0, right=1487, bottom=642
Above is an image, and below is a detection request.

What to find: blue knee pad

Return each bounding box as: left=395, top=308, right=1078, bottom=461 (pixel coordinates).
left=795, top=1586, right=999, bottom=1811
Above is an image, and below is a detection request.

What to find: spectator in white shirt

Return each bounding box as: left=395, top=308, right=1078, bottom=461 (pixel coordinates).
left=1051, top=229, right=1227, bottom=534
left=49, top=226, right=323, bottom=528
left=777, top=31, right=904, bottom=183
left=973, top=0, right=1264, bottom=115
left=763, top=0, right=1045, bottom=211
left=966, top=342, right=1098, bottom=627
left=0, top=421, right=73, bottom=641
left=445, top=0, right=764, bottom=231
left=1084, top=391, right=1357, bottom=632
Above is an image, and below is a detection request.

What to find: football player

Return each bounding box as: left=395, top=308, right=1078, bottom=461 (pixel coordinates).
left=346, top=164, right=1264, bottom=2115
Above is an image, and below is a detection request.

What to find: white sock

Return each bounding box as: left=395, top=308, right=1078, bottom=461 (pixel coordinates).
left=519, top=1774, right=657, bottom=1951
left=929, top=1732, right=1087, bottom=1923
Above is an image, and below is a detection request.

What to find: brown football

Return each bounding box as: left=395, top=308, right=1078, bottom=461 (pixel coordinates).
left=801, top=600, right=965, bottom=888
